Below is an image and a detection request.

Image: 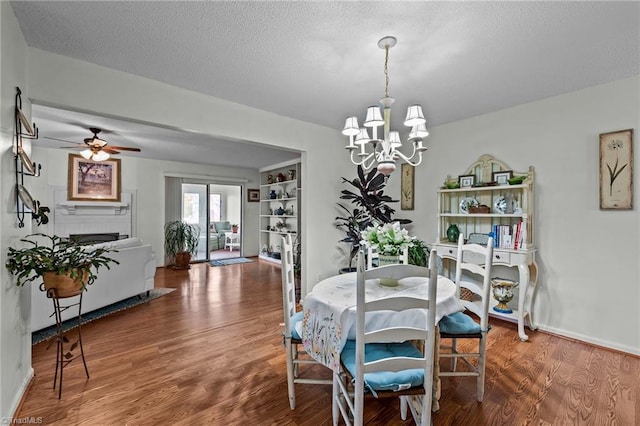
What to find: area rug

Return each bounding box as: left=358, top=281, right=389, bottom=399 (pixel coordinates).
left=209, top=257, right=254, bottom=267
left=32, top=287, right=176, bottom=345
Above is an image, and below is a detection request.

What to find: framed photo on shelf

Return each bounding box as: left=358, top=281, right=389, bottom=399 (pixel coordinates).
left=492, top=170, right=513, bottom=186
left=400, top=164, right=414, bottom=210
left=599, top=129, right=633, bottom=209
left=67, top=154, right=121, bottom=202
left=458, top=174, right=475, bottom=188
left=247, top=188, right=261, bottom=202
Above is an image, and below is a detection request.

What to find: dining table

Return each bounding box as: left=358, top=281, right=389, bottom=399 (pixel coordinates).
left=299, top=271, right=463, bottom=410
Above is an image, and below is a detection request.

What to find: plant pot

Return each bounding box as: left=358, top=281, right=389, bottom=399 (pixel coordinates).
left=173, top=252, right=192, bottom=269
left=378, top=254, right=400, bottom=266
left=43, top=270, right=88, bottom=298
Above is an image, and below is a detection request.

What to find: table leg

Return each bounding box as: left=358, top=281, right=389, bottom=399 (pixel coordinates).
left=516, top=264, right=531, bottom=341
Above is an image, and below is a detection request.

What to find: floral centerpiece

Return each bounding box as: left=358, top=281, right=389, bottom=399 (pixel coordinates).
left=360, top=222, right=415, bottom=256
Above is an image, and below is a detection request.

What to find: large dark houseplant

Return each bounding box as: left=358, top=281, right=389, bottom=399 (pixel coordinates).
left=336, top=165, right=411, bottom=272
left=164, top=221, right=200, bottom=269
left=6, top=233, right=119, bottom=297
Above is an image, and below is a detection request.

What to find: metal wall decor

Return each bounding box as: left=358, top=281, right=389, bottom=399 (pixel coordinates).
left=14, top=87, right=48, bottom=227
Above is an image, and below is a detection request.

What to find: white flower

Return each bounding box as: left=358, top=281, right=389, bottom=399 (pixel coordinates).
left=360, top=222, right=415, bottom=256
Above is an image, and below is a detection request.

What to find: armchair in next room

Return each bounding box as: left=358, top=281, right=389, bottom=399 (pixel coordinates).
left=209, top=221, right=231, bottom=250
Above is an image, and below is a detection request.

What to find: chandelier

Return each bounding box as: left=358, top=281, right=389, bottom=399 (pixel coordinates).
left=342, top=36, right=428, bottom=175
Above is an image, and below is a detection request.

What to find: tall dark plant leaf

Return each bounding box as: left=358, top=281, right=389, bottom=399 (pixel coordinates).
left=335, top=165, right=412, bottom=268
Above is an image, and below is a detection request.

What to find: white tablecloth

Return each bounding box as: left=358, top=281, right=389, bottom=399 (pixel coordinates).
left=300, top=272, right=463, bottom=372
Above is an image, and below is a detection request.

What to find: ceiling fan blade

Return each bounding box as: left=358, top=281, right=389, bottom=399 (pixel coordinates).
left=58, top=145, right=85, bottom=150
left=102, top=148, right=121, bottom=154
left=107, top=146, right=141, bottom=152
left=44, top=136, right=82, bottom=144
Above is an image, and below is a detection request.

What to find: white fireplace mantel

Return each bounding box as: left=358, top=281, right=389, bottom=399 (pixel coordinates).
left=56, top=201, right=129, bottom=215
left=50, top=187, right=136, bottom=238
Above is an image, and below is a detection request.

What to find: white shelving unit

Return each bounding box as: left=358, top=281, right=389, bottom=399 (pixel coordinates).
left=258, top=161, right=301, bottom=265
left=431, top=154, right=539, bottom=341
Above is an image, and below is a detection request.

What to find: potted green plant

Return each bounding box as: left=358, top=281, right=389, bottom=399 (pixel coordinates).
left=5, top=233, right=119, bottom=297
left=407, top=238, right=430, bottom=267
left=164, top=221, right=200, bottom=269
left=335, top=165, right=411, bottom=272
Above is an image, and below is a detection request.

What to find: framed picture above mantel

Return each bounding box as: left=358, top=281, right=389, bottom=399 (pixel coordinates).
left=68, top=154, right=121, bottom=202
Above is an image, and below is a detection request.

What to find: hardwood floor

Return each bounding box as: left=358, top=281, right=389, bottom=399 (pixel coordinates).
left=18, top=261, right=638, bottom=425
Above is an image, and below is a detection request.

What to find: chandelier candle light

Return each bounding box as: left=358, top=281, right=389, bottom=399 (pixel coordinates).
left=343, top=36, right=429, bottom=176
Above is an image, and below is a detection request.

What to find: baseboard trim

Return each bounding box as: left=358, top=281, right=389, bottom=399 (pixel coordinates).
left=9, top=368, right=34, bottom=420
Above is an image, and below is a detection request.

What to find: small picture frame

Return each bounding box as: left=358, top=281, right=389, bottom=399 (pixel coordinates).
left=247, top=188, right=260, bottom=202
left=492, top=170, right=513, bottom=186
left=458, top=174, right=475, bottom=188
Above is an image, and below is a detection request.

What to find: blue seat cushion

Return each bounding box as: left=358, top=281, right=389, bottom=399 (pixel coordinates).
left=439, top=311, right=481, bottom=334
left=290, top=310, right=303, bottom=340
left=340, top=340, right=424, bottom=396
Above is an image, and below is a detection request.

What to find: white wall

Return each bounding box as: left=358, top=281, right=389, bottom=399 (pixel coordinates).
left=393, top=76, right=640, bottom=354
left=0, top=2, right=34, bottom=418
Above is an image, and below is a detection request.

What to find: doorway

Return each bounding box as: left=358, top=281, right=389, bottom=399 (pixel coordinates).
left=181, top=183, right=242, bottom=261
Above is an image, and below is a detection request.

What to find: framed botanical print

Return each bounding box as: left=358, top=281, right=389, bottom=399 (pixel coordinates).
left=67, top=154, right=121, bottom=201
left=401, top=164, right=414, bottom=210
left=599, top=129, right=633, bottom=209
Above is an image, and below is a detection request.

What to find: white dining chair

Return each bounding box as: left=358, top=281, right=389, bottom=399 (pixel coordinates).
left=281, top=234, right=331, bottom=410
left=438, top=233, right=494, bottom=401
left=332, top=249, right=438, bottom=426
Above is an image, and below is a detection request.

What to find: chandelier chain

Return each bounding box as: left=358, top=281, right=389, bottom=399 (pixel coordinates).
left=384, top=45, right=390, bottom=98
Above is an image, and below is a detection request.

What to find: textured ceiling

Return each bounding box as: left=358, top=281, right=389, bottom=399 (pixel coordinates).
left=10, top=1, right=640, bottom=168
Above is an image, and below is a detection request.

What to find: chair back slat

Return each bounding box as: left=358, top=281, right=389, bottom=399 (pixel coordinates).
left=364, top=328, right=426, bottom=344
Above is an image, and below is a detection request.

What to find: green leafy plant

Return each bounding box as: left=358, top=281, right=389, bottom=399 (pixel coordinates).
left=360, top=222, right=415, bottom=256
left=407, top=238, right=430, bottom=267
left=5, top=233, right=119, bottom=288
left=164, top=221, right=200, bottom=257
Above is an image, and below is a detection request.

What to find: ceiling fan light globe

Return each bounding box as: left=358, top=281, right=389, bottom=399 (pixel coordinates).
left=80, top=149, right=93, bottom=160
left=93, top=151, right=110, bottom=161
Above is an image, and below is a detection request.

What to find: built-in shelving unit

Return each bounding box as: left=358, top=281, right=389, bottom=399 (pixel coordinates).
left=258, top=161, right=301, bottom=265
left=432, top=154, right=539, bottom=341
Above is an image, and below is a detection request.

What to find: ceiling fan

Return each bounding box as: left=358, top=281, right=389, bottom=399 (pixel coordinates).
left=49, top=127, right=141, bottom=161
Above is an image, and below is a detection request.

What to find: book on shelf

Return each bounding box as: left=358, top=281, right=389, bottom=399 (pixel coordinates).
left=492, top=221, right=525, bottom=250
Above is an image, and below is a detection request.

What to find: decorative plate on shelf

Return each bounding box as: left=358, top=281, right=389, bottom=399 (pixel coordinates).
left=493, top=196, right=507, bottom=214
left=459, top=197, right=479, bottom=214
